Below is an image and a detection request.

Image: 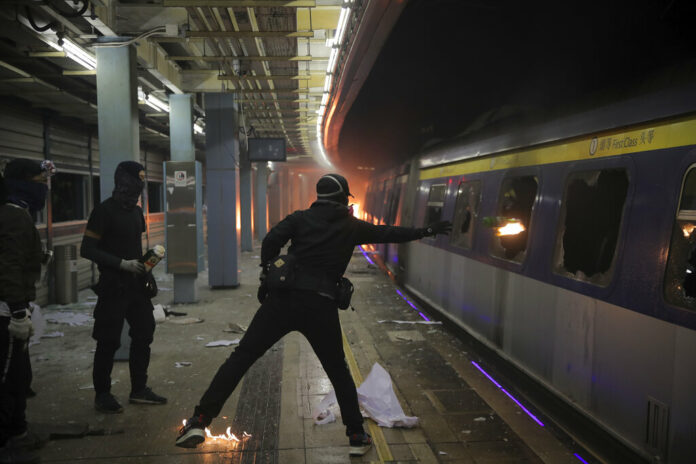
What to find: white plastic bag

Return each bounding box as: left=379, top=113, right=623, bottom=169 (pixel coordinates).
left=313, top=362, right=418, bottom=428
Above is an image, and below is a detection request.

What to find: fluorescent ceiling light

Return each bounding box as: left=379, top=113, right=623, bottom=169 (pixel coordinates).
left=62, top=38, right=96, bottom=70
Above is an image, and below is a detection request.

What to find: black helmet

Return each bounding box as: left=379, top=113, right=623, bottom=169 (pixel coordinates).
left=316, top=173, right=353, bottom=198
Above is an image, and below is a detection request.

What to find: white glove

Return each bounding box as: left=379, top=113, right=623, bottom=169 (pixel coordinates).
left=8, top=311, right=33, bottom=341
left=120, top=259, right=146, bottom=275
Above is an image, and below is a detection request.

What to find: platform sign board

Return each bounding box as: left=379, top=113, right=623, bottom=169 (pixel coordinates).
left=248, top=138, right=286, bottom=162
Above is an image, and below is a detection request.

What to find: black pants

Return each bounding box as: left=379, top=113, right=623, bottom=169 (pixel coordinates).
left=195, top=289, right=363, bottom=429
left=92, top=292, right=155, bottom=395
left=0, top=318, right=31, bottom=447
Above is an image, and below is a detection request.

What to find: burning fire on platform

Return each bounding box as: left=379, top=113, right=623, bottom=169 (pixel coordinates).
left=682, top=223, right=695, bottom=238
left=496, top=221, right=526, bottom=236
left=182, top=419, right=252, bottom=445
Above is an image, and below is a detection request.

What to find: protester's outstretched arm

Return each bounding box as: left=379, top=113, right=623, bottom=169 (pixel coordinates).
left=353, top=219, right=452, bottom=245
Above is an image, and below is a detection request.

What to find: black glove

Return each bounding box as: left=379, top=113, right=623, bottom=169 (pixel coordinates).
left=423, top=220, right=453, bottom=237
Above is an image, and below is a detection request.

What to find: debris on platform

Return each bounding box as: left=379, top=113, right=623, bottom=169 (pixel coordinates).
left=175, top=362, right=192, bottom=368
left=164, top=308, right=188, bottom=317
left=41, top=331, right=64, bottom=339
left=44, top=311, right=92, bottom=326
left=79, top=379, right=118, bottom=390
left=314, top=363, right=418, bottom=428
left=167, top=316, right=204, bottom=325
left=473, top=416, right=487, bottom=422
left=205, top=339, right=240, bottom=347
left=224, top=323, right=248, bottom=333
left=377, top=320, right=442, bottom=325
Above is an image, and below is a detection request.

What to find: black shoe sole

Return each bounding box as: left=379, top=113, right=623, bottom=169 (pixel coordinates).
left=349, top=444, right=372, bottom=456
left=95, top=405, right=124, bottom=414
left=175, top=432, right=205, bottom=448
left=129, top=398, right=167, bottom=405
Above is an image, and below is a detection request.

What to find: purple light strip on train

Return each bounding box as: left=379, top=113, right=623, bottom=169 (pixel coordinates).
left=574, top=454, right=589, bottom=464
left=470, top=361, right=545, bottom=427
left=358, top=246, right=430, bottom=321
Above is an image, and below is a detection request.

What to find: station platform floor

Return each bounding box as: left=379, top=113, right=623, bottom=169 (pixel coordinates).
left=26, top=246, right=586, bottom=463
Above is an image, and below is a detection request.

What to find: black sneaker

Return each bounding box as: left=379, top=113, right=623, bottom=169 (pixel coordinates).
left=6, top=430, right=47, bottom=450
left=348, top=432, right=372, bottom=456
left=129, top=387, right=167, bottom=405
left=175, top=415, right=207, bottom=448
left=0, top=447, right=40, bottom=464
left=95, top=392, right=124, bottom=414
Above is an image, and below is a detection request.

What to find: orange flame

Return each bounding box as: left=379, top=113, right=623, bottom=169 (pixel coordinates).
left=496, top=221, right=526, bottom=236
left=182, top=419, right=251, bottom=444
left=682, top=223, right=695, bottom=238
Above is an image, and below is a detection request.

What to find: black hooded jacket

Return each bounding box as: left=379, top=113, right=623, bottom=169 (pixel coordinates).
left=261, top=200, right=426, bottom=286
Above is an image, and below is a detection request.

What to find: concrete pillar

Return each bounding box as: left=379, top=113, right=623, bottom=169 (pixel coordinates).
left=95, top=45, right=139, bottom=197
left=267, top=170, right=281, bottom=227
left=299, top=173, right=310, bottom=210
left=168, top=94, right=200, bottom=303
left=95, top=44, right=139, bottom=361
left=240, top=150, right=253, bottom=251
left=205, top=93, right=241, bottom=287
left=254, top=163, right=269, bottom=241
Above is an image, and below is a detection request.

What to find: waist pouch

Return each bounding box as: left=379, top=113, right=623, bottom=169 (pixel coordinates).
left=265, top=255, right=298, bottom=290
left=336, top=277, right=354, bottom=310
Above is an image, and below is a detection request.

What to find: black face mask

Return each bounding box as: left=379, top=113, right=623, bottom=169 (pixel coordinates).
left=6, top=178, right=48, bottom=214
left=113, top=174, right=144, bottom=210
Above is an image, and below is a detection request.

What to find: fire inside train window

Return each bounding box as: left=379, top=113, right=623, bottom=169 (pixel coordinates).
left=665, top=166, right=696, bottom=310
left=490, top=175, right=538, bottom=262
left=450, top=180, right=481, bottom=250
left=424, top=184, right=447, bottom=228
left=552, top=169, right=629, bottom=286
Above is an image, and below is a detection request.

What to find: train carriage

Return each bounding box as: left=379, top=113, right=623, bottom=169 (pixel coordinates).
left=364, top=98, right=696, bottom=463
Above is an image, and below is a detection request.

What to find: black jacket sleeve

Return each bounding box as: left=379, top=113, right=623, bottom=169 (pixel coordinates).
left=353, top=219, right=425, bottom=245
left=79, top=204, right=122, bottom=269
left=0, top=205, right=42, bottom=308
left=261, top=212, right=298, bottom=265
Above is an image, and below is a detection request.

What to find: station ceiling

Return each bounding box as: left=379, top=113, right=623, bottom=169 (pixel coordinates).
left=0, top=0, right=349, bottom=164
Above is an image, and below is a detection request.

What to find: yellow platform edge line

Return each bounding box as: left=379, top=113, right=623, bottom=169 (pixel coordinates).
left=342, top=331, right=394, bottom=462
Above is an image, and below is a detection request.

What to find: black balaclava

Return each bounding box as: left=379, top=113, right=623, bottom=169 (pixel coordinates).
left=4, top=158, right=47, bottom=214
left=316, top=173, right=353, bottom=206
left=113, top=161, right=145, bottom=210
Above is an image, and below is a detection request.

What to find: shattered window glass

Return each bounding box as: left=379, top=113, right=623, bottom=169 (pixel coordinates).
left=450, top=180, right=481, bottom=250
left=490, top=175, right=538, bottom=262
left=424, top=184, right=447, bottom=227
left=664, top=166, right=696, bottom=309
left=552, top=169, right=628, bottom=286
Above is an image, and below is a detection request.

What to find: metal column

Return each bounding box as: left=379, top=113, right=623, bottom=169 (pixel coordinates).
left=205, top=93, right=241, bottom=288
left=95, top=44, right=139, bottom=360
left=240, top=149, right=253, bottom=251
left=254, top=163, right=269, bottom=241
left=167, top=94, right=202, bottom=302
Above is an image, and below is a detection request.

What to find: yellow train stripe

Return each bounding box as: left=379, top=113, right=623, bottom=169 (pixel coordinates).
left=421, top=113, right=696, bottom=180
left=342, top=330, right=394, bottom=462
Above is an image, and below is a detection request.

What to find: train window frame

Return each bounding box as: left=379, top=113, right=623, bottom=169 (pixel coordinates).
left=551, top=168, right=629, bottom=287
left=449, top=180, right=482, bottom=250
left=664, top=164, right=696, bottom=310
left=51, top=171, right=89, bottom=223
left=489, top=174, right=539, bottom=263
left=423, top=183, right=448, bottom=230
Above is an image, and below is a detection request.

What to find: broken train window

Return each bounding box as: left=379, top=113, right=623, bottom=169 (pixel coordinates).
left=490, top=175, right=538, bottom=262
left=423, top=183, right=447, bottom=229
left=552, top=168, right=629, bottom=286
left=665, top=165, right=696, bottom=309
left=450, top=180, right=481, bottom=250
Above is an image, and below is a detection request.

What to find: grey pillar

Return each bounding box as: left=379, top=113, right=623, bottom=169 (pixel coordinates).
left=299, top=172, right=310, bottom=210
left=168, top=94, right=199, bottom=302
left=254, top=163, right=269, bottom=240
left=95, top=44, right=139, bottom=361
left=96, top=45, right=139, bottom=197
left=206, top=93, right=241, bottom=287
left=267, top=171, right=281, bottom=227
left=240, top=150, right=253, bottom=251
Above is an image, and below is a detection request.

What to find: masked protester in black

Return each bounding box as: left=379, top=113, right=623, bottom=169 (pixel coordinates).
left=80, top=161, right=167, bottom=414
left=0, top=159, right=50, bottom=463
left=176, top=173, right=452, bottom=456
